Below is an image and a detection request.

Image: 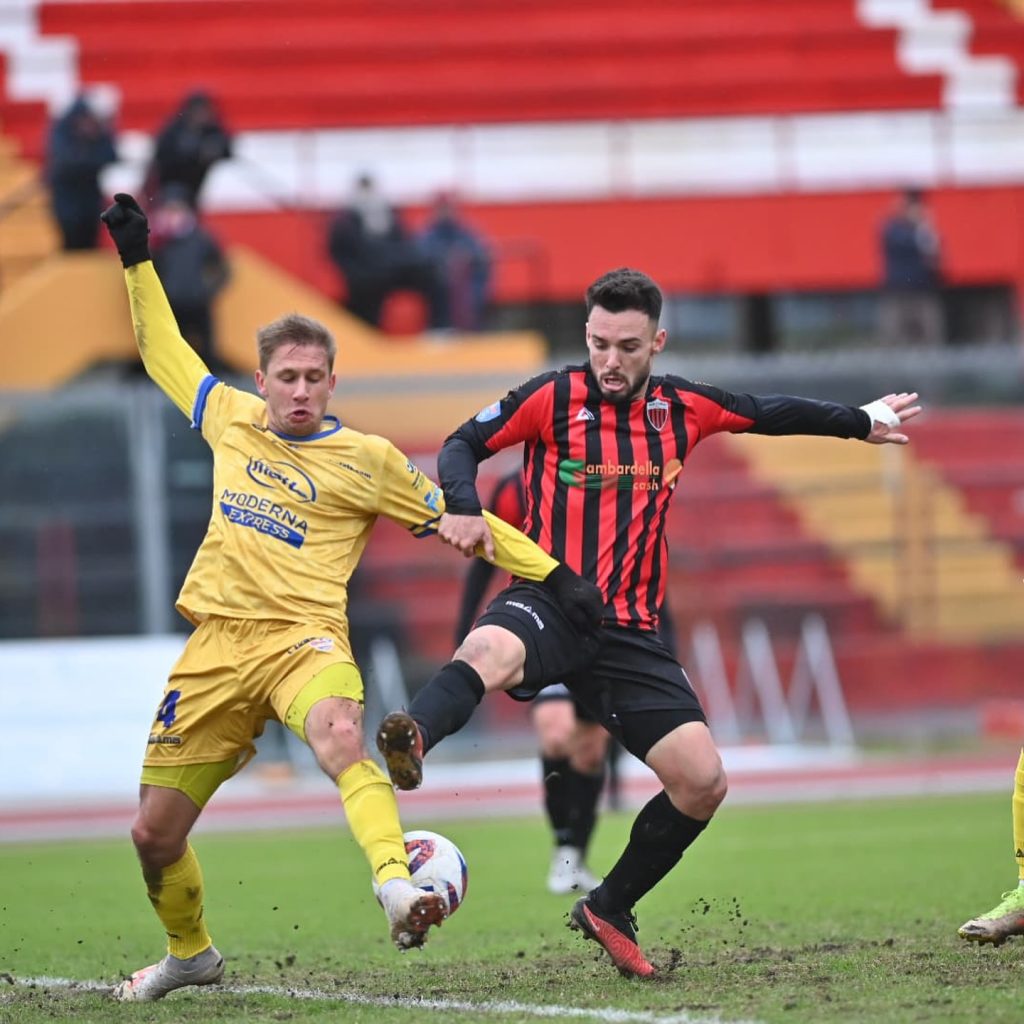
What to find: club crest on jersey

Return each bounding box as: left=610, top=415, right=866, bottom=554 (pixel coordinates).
left=646, top=398, right=669, bottom=432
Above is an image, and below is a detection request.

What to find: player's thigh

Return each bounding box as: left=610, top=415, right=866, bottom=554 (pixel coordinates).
left=144, top=621, right=265, bottom=773
left=476, top=582, right=601, bottom=700
left=455, top=624, right=528, bottom=691
left=240, top=621, right=362, bottom=740
left=275, top=657, right=364, bottom=744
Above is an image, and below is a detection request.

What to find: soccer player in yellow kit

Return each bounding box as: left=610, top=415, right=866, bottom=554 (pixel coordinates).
left=100, top=194, right=602, bottom=1001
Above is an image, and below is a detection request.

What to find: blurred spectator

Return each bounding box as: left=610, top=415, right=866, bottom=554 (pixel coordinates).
left=417, top=192, right=493, bottom=331
left=879, top=187, right=944, bottom=346
left=151, top=185, right=230, bottom=369
left=146, top=90, right=232, bottom=209
left=45, top=95, right=117, bottom=250
left=327, top=173, right=449, bottom=330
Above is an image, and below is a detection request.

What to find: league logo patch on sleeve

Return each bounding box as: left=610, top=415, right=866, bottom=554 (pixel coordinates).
left=423, top=486, right=443, bottom=514
left=475, top=401, right=502, bottom=423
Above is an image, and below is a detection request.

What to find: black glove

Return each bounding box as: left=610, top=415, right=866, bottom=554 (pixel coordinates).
left=100, top=193, right=151, bottom=268
left=542, top=563, right=604, bottom=635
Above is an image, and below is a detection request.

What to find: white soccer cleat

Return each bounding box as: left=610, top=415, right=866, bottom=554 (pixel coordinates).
left=377, top=878, right=447, bottom=951
left=548, top=846, right=601, bottom=894
left=112, top=945, right=224, bottom=1001
left=547, top=845, right=581, bottom=895
left=573, top=862, right=601, bottom=894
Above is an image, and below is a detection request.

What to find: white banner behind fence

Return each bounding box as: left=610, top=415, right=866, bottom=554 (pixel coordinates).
left=0, top=636, right=182, bottom=801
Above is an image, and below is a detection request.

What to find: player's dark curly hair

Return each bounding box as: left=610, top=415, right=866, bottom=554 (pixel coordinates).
left=585, top=267, right=662, bottom=322
left=257, top=314, right=337, bottom=371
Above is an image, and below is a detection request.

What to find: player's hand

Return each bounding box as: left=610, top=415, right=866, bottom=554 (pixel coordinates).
left=100, top=192, right=151, bottom=268
left=860, top=392, right=922, bottom=445
left=542, top=564, right=604, bottom=635
left=439, top=512, right=495, bottom=560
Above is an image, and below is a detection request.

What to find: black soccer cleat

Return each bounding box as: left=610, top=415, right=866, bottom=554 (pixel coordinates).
left=376, top=711, right=425, bottom=791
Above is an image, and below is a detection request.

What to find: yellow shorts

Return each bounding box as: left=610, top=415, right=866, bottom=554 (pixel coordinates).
left=142, top=616, right=364, bottom=772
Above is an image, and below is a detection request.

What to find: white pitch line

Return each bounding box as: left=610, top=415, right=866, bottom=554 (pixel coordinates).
left=16, top=976, right=761, bottom=1024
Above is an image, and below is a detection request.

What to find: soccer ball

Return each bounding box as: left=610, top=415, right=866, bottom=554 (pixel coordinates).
left=404, top=829, right=468, bottom=916
left=374, top=829, right=468, bottom=916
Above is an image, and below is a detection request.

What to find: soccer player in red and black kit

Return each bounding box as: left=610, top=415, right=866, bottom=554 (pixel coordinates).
left=379, top=267, right=921, bottom=977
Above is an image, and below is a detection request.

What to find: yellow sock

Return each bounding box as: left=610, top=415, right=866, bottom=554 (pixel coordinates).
left=1014, top=748, right=1024, bottom=883
left=146, top=844, right=213, bottom=959
left=338, top=759, right=410, bottom=886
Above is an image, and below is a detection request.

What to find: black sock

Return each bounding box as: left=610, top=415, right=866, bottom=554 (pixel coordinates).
left=591, top=790, right=709, bottom=914
left=541, top=756, right=573, bottom=845
left=408, top=660, right=485, bottom=754
left=565, top=766, right=605, bottom=853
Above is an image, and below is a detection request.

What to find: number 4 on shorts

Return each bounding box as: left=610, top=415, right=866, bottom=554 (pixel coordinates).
left=156, top=689, right=182, bottom=728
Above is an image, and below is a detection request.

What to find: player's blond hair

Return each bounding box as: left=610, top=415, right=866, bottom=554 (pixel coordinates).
left=256, top=314, right=337, bottom=371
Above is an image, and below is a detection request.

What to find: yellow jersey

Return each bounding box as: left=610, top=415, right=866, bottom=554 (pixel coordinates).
left=123, top=261, right=557, bottom=640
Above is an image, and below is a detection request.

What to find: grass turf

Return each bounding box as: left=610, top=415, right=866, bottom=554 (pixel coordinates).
left=0, top=790, right=1020, bottom=1023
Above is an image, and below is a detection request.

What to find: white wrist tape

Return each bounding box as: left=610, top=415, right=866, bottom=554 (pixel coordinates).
left=859, top=399, right=900, bottom=429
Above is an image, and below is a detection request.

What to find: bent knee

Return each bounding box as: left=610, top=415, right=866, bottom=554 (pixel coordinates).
left=694, top=765, right=728, bottom=817
left=666, top=764, right=728, bottom=820
left=130, top=818, right=183, bottom=866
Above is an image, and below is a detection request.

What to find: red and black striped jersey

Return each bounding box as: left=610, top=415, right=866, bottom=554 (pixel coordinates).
left=440, top=364, right=870, bottom=632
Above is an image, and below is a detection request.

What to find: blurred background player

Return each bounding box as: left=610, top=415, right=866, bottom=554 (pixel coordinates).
left=958, top=747, right=1024, bottom=945
left=100, top=193, right=598, bottom=1000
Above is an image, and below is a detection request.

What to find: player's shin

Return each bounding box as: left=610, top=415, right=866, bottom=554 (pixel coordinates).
left=541, top=756, right=573, bottom=839
left=407, top=660, right=486, bottom=753
left=336, top=759, right=409, bottom=885
left=147, top=844, right=213, bottom=959
left=565, top=765, right=605, bottom=853
left=592, top=790, right=709, bottom=913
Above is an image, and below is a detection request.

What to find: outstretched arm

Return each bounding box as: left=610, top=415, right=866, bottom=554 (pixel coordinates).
left=101, top=193, right=211, bottom=419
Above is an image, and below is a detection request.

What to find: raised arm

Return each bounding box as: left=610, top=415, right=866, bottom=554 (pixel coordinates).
left=101, top=193, right=210, bottom=419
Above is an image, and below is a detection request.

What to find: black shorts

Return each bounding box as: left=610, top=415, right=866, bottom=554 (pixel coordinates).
left=566, top=628, right=706, bottom=760
left=475, top=581, right=602, bottom=689
left=478, top=583, right=705, bottom=761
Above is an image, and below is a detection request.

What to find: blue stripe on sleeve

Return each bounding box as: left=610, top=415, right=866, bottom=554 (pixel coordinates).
left=190, top=375, right=219, bottom=430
